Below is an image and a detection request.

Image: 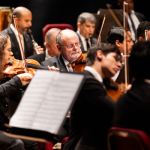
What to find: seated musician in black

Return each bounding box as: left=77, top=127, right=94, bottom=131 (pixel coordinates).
left=114, top=41, right=150, bottom=137
left=41, top=29, right=82, bottom=72
left=137, top=21, right=150, bottom=41
left=63, top=43, right=122, bottom=150
left=106, top=26, right=134, bottom=83
left=0, top=33, right=38, bottom=150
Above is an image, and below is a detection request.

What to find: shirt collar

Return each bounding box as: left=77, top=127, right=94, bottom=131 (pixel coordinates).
left=10, top=24, right=23, bottom=38
left=84, top=66, right=103, bottom=83
left=77, top=30, right=90, bottom=42
left=62, top=55, right=69, bottom=66
left=45, top=49, right=51, bottom=60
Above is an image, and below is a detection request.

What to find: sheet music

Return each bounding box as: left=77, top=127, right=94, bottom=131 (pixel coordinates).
left=9, top=70, right=84, bottom=134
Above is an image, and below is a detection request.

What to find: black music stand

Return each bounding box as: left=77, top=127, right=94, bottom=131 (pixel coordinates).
left=93, top=9, right=123, bottom=42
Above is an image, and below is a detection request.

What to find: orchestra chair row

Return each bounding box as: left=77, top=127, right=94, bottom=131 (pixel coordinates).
left=42, top=24, right=75, bottom=50
left=108, top=127, right=150, bottom=150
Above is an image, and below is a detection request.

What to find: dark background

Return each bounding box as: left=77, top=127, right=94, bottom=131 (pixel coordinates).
left=1, top=0, right=148, bottom=47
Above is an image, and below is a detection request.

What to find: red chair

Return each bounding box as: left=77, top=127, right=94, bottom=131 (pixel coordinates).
left=42, top=24, right=75, bottom=50
left=45, top=137, right=68, bottom=150
left=107, top=127, right=150, bottom=150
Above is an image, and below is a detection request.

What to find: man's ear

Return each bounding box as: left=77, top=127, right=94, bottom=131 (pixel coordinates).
left=77, top=22, right=81, bottom=30
left=56, top=44, right=61, bottom=52
left=138, top=36, right=144, bottom=41
left=97, top=50, right=103, bottom=61
left=46, top=42, right=50, bottom=48
left=115, top=40, right=121, bottom=47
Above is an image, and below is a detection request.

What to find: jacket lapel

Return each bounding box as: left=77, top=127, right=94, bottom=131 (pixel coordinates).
left=58, top=55, right=68, bottom=72
left=8, top=27, right=22, bottom=59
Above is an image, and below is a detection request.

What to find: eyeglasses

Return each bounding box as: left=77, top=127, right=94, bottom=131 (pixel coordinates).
left=60, top=42, right=81, bottom=49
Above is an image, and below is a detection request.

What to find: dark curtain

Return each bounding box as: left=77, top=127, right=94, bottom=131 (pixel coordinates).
left=0, top=0, right=148, bottom=47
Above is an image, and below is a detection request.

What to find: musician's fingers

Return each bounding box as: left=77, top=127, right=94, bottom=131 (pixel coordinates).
left=37, top=48, right=44, bottom=54
left=17, top=73, right=33, bottom=86
left=48, top=66, right=59, bottom=71
left=48, top=66, right=52, bottom=70
left=126, top=84, right=132, bottom=91
left=121, top=53, right=124, bottom=62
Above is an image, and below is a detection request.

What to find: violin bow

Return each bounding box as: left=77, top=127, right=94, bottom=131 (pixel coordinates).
left=145, top=30, right=148, bottom=41
left=106, top=4, right=123, bottom=28
left=96, top=14, right=106, bottom=44
left=123, top=1, right=129, bottom=87
left=13, top=15, right=29, bottom=72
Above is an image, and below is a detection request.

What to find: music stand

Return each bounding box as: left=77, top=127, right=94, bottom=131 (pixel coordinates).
left=93, top=9, right=123, bottom=42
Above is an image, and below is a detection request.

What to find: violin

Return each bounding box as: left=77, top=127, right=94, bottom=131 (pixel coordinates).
left=3, top=57, right=41, bottom=78
left=72, top=53, right=87, bottom=72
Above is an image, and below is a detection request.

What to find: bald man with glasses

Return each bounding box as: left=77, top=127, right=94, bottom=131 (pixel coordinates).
left=41, top=29, right=82, bottom=72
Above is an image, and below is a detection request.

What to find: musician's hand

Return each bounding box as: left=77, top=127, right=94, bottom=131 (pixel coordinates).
left=121, top=53, right=124, bottom=63
left=37, top=46, right=44, bottom=54
left=17, top=73, right=33, bottom=86
left=33, top=46, right=44, bottom=55
left=48, top=66, right=59, bottom=71
left=125, top=84, right=132, bottom=91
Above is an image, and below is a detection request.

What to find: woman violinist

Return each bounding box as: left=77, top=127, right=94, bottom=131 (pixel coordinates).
left=0, top=33, right=38, bottom=150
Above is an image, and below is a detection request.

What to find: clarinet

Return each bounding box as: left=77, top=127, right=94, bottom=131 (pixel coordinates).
left=27, top=29, right=40, bottom=54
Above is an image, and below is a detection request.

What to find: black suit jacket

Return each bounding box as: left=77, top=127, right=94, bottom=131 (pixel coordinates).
left=0, top=76, right=22, bottom=131
left=135, top=11, right=146, bottom=22
left=76, top=32, right=97, bottom=52
left=64, top=70, right=115, bottom=150
left=27, top=51, right=46, bottom=64
left=114, top=79, right=150, bottom=137
left=41, top=55, right=68, bottom=72
left=1, top=27, right=34, bottom=60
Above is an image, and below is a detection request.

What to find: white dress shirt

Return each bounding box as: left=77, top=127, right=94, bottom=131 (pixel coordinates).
left=125, top=10, right=140, bottom=41
left=62, top=56, right=71, bottom=71
left=45, top=49, right=51, bottom=60
left=77, top=31, right=91, bottom=51
left=84, top=66, right=103, bottom=83
left=10, top=24, right=25, bottom=60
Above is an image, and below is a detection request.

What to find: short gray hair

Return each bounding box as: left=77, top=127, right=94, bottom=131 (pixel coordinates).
left=45, top=28, right=60, bottom=45
left=77, top=12, right=97, bottom=24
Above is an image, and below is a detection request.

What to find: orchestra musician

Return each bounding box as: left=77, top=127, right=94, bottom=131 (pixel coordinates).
left=41, top=29, right=82, bottom=72
left=114, top=41, right=150, bottom=138
left=0, top=6, right=44, bottom=60
left=117, top=0, right=146, bottom=41
left=76, top=12, right=97, bottom=52
left=106, top=26, right=134, bottom=83
left=137, top=21, right=150, bottom=41
left=63, top=43, right=122, bottom=150
left=0, top=33, right=38, bottom=150
left=27, top=28, right=61, bottom=64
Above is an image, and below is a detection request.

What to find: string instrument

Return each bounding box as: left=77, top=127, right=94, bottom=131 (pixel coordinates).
left=2, top=16, right=50, bottom=78
left=105, top=1, right=130, bottom=101
left=3, top=57, right=41, bottom=78
left=71, top=53, right=87, bottom=72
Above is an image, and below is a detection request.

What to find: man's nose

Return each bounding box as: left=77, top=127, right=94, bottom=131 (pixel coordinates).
left=117, top=61, right=122, bottom=68
left=28, top=21, right=32, bottom=27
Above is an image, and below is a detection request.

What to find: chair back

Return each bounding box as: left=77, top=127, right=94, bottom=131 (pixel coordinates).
left=108, top=127, right=150, bottom=150
left=42, top=24, right=74, bottom=50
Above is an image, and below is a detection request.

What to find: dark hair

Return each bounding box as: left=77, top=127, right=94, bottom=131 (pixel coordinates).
left=0, top=33, right=10, bottom=80
left=137, top=21, right=150, bottom=39
left=86, top=42, right=121, bottom=66
left=129, top=41, right=150, bottom=79
left=106, top=26, right=125, bottom=44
